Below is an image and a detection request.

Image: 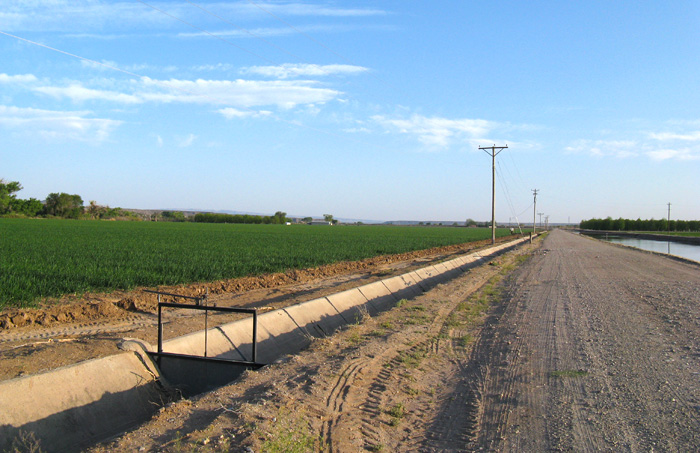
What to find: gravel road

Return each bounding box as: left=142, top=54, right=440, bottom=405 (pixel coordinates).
left=470, top=229, right=700, bottom=451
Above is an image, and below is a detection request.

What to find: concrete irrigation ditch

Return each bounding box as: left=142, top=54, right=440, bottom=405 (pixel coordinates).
left=0, top=235, right=532, bottom=452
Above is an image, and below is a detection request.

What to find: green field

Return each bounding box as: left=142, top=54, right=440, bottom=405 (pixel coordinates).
left=0, top=219, right=514, bottom=308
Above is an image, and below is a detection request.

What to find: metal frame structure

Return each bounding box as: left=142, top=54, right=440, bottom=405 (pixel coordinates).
left=143, top=289, right=262, bottom=367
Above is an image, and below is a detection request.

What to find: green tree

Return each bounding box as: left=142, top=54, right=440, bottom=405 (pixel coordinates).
left=323, top=214, right=334, bottom=223
left=45, top=192, right=84, bottom=218
left=9, top=197, right=44, bottom=217
left=0, top=179, right=23, bottom=214
left=274, top=211, right=288, bottom=224
left=161, top=211, right=186, bottom=222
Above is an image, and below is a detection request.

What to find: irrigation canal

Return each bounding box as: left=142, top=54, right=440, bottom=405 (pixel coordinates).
left=582, top=232, right=700, bottom=263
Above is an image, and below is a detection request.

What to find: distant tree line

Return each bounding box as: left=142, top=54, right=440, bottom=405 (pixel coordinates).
left=580, top=217, right=700, bottom=232
left=1, top=179, right=140, bottom=220
left=194, top=211, right=290, bottom=225
left=3, top=178, right=294, bottom=224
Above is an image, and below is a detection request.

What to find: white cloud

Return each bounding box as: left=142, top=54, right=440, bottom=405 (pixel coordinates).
left=19, top=75, right=340, bottom=109
left=250, top=3, right=386, bottom=17
left=242, top=63, right=369, bottom=79
left=567, top=124, right=700, bottom=161
left=645, top=144, right=700, bottom=161
left=177, top=133, right=197, bottom=148
left=178, top=23, right=393, bottom=39
left=2, top=1, right=385, bottom=34
left=141, top=77, right=340, bottom=108
left=0, top=1, right=166, bottom=33
left=34, top=84, right=143, bottom=104
left=649, top=131, right=700, bottom=142
left=565, top=140, right=638, bottom=158
left=193, top=63, right=236, bottom=72
left=0, top=73, right=38, bottom=84
left=372, top=114, right=497, bottom=148
left=218, top=107, right=272, bottom=119
left=0, top=104, right=120, bottom=143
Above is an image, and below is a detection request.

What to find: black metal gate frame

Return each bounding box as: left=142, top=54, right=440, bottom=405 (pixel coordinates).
left=143, top=289, right=262, bottom=367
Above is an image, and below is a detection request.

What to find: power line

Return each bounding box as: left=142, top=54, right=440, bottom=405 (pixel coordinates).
left=496, top=166, right=524, bottom=232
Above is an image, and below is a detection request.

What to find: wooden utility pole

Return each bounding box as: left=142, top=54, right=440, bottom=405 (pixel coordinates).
left=667, top=202, right=671, bottom=232
left=480, top=144, right=508, bottom=244
left=532, top=189, right=538, bottom=234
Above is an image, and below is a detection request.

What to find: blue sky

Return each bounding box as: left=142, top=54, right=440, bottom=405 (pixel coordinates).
left=1, top=1, right=699, bottom=223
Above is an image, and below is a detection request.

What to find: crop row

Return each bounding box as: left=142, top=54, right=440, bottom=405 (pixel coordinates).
left=0, top=219, right=512, bottom=308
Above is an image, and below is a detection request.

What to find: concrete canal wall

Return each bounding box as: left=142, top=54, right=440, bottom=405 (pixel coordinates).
left=0, top=235, right=531, bottom=452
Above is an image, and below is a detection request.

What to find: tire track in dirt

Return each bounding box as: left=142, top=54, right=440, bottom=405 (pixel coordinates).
left=321, top=358, right=372, bottom=452
left=0, top=315, right=155, bottom=343
left=467, top=230, right=700, bottom=451
left=83, top=242, right=538, bottom=453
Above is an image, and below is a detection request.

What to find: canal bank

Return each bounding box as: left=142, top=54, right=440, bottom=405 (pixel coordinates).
left=578, top=229, right=700, bottom=263
left=578, top=229, right=700, bottom=245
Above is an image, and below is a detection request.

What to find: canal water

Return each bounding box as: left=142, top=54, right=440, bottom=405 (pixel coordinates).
left=592, top=234, right=700, bottom=263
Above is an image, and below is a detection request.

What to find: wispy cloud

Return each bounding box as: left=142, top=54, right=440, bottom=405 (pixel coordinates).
left=649, top=131, right=700, bottom=142
left=645, top=148, right=699, bottom=161
left=34, top=84, right=143, bottom=104
left=248, top=3, right=387, bottom=17
left=178, top=23, right=392, bottom=39
left=566, top=123, right=700, bottom=161
left=0, top=104, right=120, bottom=143
left=0, top=1, right=166, bottom=33
left=0, top=73, right=38, bottom=84
left=218, top=107, right=272, bottom=119
left=80, top=60, right=178, bottom=74
left=177, top=133, right=197, bottom=148
left=2, top=1, right=386, bottom=34
left=140, top=77, right=340, bottom=108
left=565, top=139, right=639, bottom=158
left=20, top=75, right=340, bottom=109
left=242, top=63, right=368, bottom=79
left=372, top=114, right=498, bottom=149
left=193, top=63, right=237, bottom=72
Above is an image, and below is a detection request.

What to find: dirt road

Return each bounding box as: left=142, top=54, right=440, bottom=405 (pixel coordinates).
left=470, top=229, right=700, bottom=451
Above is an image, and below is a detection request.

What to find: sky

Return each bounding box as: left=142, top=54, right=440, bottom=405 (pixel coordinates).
left=1, top=1, right=699, bottom=224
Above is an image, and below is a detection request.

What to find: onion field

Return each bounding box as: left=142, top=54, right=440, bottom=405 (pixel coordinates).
left=0, top=218, right=513, bottom=308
